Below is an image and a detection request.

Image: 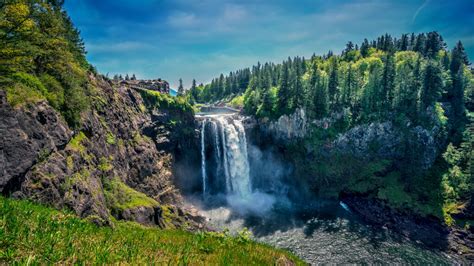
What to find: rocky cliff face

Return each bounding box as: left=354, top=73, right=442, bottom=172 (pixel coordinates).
left=333, top=121, right=444, bottom=170
left=251, top=108, right=445, bottom=171
left=258, top=108, right=308, bottom=141
left=0, top=75, right=202, bottom=228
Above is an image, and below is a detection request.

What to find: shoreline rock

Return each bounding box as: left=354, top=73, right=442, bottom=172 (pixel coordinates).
left=341, top=193, right=474, bottom=262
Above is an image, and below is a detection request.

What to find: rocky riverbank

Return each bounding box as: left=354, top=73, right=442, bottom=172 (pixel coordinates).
left=341, top=193, right=474, bottom=262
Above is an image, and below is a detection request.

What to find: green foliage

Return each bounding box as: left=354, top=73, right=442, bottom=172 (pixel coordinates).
left=98, top=156, right=113, bottom=172
left=40, top=74, right=65, bottom=110
left=347, top=160, right=391, bottom=194
left=139, top=89, right=194, bottom=114
left=377, top=172, right=414, bottom=207
left=194, top=32, right=467, bottom=132
left=106, top=133, right=116, bottom=145
left=11, top=72, right=47, bottom=95
left=68, top=132, right=87, bottom=153
left=5, top=82, right=45, bottom=107
left=256, top=86, right=278, bottom=118
left=103, top=179, right=158, bottom=212
left=229, top=94, right=244, bottom=108
left=0, top=196, right=304, bottom=264
left=0, top=0, right=91, bottom=128
left=441, top=138, right=472, bottom=203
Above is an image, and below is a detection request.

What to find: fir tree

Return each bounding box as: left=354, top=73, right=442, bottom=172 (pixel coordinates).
left=381, top=54, right=396, bottom=109
left=421, top=61, right=443, bottom=110
left=360, top=38, right=370, bottom=57
left=178, top=78, right=184, bottom=95
left=328, top=58, right=339, bottom=109
left=277, top=62, right=291, bottom=115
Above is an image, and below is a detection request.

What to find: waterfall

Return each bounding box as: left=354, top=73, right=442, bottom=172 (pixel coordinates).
left=200, top=115, right=251, bottom=198
left=201, top=119, right=207, bottom=196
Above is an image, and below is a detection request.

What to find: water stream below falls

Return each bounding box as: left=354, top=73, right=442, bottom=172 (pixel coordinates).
left=195, top=113, right=456, bottom=264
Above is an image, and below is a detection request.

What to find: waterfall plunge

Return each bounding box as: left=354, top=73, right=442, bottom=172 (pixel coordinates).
left=200, top=114, right=276, bottom=215
left=200, top=115, right=251, bottom=198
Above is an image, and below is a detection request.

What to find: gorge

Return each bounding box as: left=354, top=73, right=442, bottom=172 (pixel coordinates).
left=192, top=111, right=462, bottom=264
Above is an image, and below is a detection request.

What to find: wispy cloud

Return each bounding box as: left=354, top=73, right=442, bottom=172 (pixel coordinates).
left=413, top=0, right=430, bottom=23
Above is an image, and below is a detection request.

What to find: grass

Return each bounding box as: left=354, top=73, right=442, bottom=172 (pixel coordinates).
left=0, top=196, right=304, bottom=264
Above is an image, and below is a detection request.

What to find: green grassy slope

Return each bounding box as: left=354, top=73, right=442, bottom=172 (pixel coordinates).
left=0, top=196, right=304, bottom=265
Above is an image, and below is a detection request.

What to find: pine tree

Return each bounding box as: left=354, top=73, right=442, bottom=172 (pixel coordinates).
left=425, top=31, right=443, bottom=58
left=292, top=61, right=304, bottom=110
left=328, top=58, right=339, bottom=109
left=421, top=61, right=443, bottom=110
left=178, top=78, right=184, bottom=95
left=190, top=79, right=198, bottom=101
left=414, top=33, right=426, bottom=54
left=394, top=54, right=420, bottom=121
left=409, top=33, right=416, bottom=50
left=310, top=62, right=328, bottom=118
left=450, top=41, right=469, bottom=74
left=400, top=34, right=409, bottom=51
left=381, top=54, right=396, bottom=109
left=360, top=38, right=370, bottom=57
left=277, top=62, right=291, bottom=115
left=449, top=41, right=469, bottom=143
left=257, top=76, right=275, bottom=118
left=342, top=64, right=354, bottom=107
left=313, top=79, right=328, bottom=118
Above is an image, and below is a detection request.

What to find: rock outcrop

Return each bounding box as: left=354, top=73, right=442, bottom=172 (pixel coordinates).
left=0, top=75, right=203, bottom=228
left=333, top=121, right=444, bottom=170
left=342, top=194, right=474, bottom=262
left=258, top=108, right=307, bottom=142
left=251, top=107, right=445, bottom=171
left=0, top=91, right=72, bottom=193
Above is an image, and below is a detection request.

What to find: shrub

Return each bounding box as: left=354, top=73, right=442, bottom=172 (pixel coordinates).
left=40, top=74, right=65, bottom=110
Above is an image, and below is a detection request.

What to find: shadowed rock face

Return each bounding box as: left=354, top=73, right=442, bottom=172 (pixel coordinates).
left=0, top=91, right=72, bottom=193
left=0, top=75, right=202, bottom=228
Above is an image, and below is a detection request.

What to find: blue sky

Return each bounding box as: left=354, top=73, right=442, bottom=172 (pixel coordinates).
left=64, top=0, right=474, bottom=88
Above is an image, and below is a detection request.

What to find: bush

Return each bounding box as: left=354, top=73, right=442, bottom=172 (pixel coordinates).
left=5, top=83, right=45, bottom=107
left=4, top=73, right=48, bottom=107
left=40, top=74, right=65, bottom=110
left=229, top=95, right=244, bottom=108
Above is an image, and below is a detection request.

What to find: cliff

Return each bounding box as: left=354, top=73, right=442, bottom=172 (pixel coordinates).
left=0, top=74, right=202, bottom=228
left=245, top=107, right=473, bottom=260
